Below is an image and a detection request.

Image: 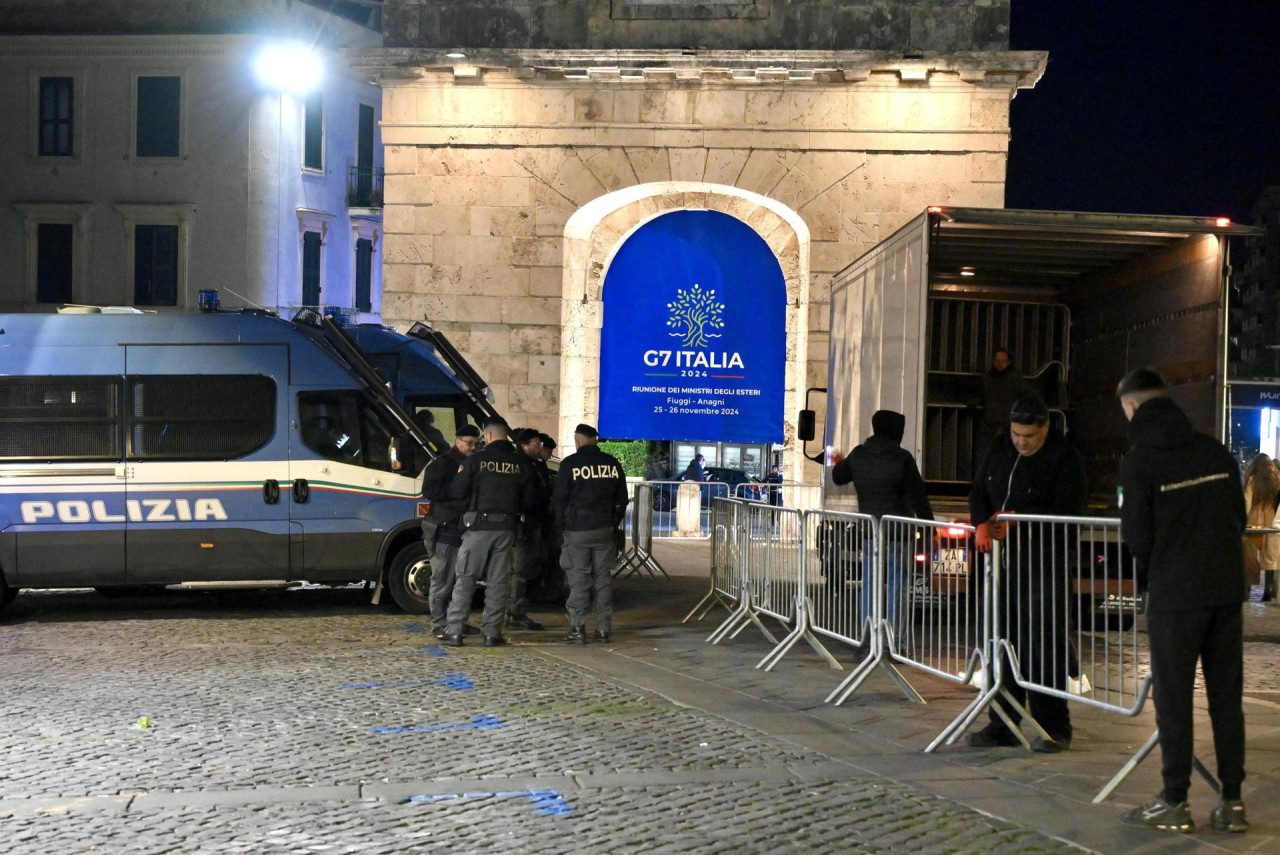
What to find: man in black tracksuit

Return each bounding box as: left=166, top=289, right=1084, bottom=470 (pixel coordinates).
left=553, top=423, right=629, bottom=644
left=421, top=424, right=480, bottom=638
left=442, top=418, right=538, bottom=647
left=831, top=410, right=933, bottom=634
left=966, top=395, right=1086, bottom=754
left=1116, top=369, right=1248, bottom=834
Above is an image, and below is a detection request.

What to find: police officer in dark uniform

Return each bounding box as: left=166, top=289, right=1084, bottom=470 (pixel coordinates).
left=442, top=417, right=538, bottom=647
left=507, top=428, right=550, bottom=631
left=553, top=423, right=628, bottom=644
left=420, top=424, right=480, bottom=638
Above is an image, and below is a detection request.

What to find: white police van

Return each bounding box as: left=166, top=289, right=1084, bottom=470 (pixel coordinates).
left=0, top=310, right=439, bottom=614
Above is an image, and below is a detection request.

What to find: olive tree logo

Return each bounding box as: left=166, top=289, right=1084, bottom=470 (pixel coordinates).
left=666, top=284, right=725, bottom=348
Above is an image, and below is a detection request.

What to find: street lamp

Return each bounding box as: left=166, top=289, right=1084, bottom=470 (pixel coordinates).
left=254, top=44, right=324, bottom=93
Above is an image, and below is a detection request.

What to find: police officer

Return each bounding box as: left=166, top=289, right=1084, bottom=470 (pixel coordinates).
left=1116, top=368, right=1248, bottom=833
left=553, top=423, right=628, bottom=644
left=507, top=428, right=550, bottom=631
left=421, top=424, right=480, bottom=638
left=442, top=417, right=538, bottom=647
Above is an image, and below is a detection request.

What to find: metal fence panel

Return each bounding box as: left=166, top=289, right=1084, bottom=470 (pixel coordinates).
left=994, top=513, right=1148, bottom=717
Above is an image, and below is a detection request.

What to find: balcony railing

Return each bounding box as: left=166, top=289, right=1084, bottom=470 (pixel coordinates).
left=347, top=165, right=384, bottom=209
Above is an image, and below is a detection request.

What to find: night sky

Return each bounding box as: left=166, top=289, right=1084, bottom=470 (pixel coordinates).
left=1005, top=1, right=1280, bottom=222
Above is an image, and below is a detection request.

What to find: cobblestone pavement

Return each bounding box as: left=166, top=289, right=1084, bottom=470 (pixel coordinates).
left=0, top=588, right=1089, bottom=855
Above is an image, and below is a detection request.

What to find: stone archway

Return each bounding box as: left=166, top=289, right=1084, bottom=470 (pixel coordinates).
left=560, top=182, right=810, bottom=480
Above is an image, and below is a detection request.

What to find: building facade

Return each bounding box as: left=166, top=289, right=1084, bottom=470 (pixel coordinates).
left=355, top=1, right=1045, bottom=479
left=0, top=1, right=385, bottom=318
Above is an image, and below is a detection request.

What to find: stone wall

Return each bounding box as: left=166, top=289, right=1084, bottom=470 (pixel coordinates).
left=382, top=1, right=1011, bottom=51
left=356, top=48, right=1045, bottom=473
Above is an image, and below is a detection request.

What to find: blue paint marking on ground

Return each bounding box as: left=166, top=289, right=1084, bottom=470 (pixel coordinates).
left=341, top=672, right=473, bottom=691
left=402, top=622, right=428, bottom=634
left=0, top=633, right=22, bottom=640
left=362, top=645, right=450, bottom=658
left=371, top=713, right=503, bottom=735
left=401, top=788, right=572, bottom=816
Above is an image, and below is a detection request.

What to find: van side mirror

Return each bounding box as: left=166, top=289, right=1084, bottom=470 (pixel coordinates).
left=797, top=409, right=816, bottom=442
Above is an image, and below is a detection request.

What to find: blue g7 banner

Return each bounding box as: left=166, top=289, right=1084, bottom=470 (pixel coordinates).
left=599, top=210, right=785, bottom=443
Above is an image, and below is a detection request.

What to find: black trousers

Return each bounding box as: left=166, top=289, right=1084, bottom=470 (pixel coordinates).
left=1147, top=605, right=1246, bottom=797
left=990, top=554, right=1075, bottom=740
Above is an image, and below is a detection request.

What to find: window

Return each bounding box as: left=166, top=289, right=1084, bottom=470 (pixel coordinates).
left=0, top=377, right=122, bottom=462
left=302, top=230, right=322, bottom=306
left=127, top=375, right=275, bottom=461
left=136, top=75, right=180, bottom=158
left=36, top=223, right=74, bottom=304
left=116, top=204, right=194, bottom=309
left=303, top=89, right=323, bottom=171
left=38, top=76, right=74, bottom=157
left=133, top=225, right=179, bottom=307
left=354, top=237, right=373, bottom=312
left=298, top=391, right=398, bottom=472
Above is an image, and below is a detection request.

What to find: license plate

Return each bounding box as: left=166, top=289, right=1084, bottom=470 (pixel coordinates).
left=932, top=548, right=968, bottom=576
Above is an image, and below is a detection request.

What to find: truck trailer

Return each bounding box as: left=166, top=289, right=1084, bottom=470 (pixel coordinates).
left=805, top=206, right=1261, bottom=507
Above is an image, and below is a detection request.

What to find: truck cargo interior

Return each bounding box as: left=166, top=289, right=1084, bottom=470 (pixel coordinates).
left=823, top=208, right=1261, bottom=509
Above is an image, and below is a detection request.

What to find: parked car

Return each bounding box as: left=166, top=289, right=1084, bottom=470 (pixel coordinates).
left=651, top=467, right=762, bottom=511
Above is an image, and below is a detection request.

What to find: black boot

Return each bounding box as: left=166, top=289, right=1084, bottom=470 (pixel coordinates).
left=562, top=625, right=587, bottom=645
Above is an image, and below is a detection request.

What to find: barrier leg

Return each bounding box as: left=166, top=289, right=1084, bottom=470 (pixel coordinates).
left=1093, top=730, right=1160, bottom=804
left=757, top=597, right=842, bottom=672
left=682, top=587, right=734, bottom=624
left=707, top=590, right=777, bottom=645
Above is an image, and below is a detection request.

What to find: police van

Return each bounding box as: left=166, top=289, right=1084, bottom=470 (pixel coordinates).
left=343, top=321, right=501, bottom=451
left=0, top=310, right=440, bottom=614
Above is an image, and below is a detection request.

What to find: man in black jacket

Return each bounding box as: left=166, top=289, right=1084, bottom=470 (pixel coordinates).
left=831, top=410, right=933, bottom=634
left=421, top=424, right=480, bottom=638
left=553, top=423, right=629, bottom=644
left=507, top=428, right=550, bottom=631
left=966, top=394, right=1086, bottom=754
left=1116, top=368, right=1248, bottom=834
left=441, top=418, right=538, bottom=647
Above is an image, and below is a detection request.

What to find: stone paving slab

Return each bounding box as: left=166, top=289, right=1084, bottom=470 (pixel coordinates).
left=1, top=584, right=1091, bottom=855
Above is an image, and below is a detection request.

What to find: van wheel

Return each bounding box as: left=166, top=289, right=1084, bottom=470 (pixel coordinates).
left=1, top=579, right=17, bottom=610
left=387, top=541, right=433, bottom=614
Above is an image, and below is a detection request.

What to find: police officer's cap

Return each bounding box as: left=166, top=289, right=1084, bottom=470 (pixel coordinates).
left=455, top=424, right=480, bottom=439
left=574, top=423, right=599, bottom=439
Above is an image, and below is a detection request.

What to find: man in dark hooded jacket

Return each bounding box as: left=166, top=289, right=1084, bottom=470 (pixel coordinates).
left=1116, top=368, right=1248, bottom=834
left=966, top=394, right=1085, bottom=754
left=831, top=410, right=933, bottom=638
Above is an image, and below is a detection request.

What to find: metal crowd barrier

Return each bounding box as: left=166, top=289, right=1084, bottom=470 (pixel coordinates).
left=732, top=481, right=823, bottom=510
left=683, top=498, right=742, bottom=623
left=828, top=516, right=983, bottom=707
left=642, top=480, right=731, bottom=540
left=773, top=509, right=878, bottom=672
left=689, top=501, right=1250, bottom=803
left=613, top=483, right=667, bottom=580
left=707, top=502, right=790, bottom=647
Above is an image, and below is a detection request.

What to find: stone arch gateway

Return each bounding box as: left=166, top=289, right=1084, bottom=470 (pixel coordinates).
left=560, top=183, right=810, bottom=479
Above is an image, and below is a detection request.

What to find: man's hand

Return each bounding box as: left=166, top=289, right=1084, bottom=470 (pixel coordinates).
left=974, top=520, right=1007, bottom=552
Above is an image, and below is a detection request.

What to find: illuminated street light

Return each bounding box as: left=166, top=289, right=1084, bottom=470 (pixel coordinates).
left=255, top=44, right=324, bottom=93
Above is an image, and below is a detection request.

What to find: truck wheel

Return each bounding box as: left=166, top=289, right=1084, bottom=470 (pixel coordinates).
left=653, top=489, right=673, bottom=512
left=386, top=541, right=433, bottom=614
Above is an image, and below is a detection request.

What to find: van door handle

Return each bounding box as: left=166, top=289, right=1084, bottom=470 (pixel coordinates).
left=263, top=479, right=280, bottom=504
left=292, top=479, right=310, bottom=504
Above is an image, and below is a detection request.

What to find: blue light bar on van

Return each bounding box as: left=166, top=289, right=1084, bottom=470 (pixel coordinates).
left=197, top=290, right=220, bottom=312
